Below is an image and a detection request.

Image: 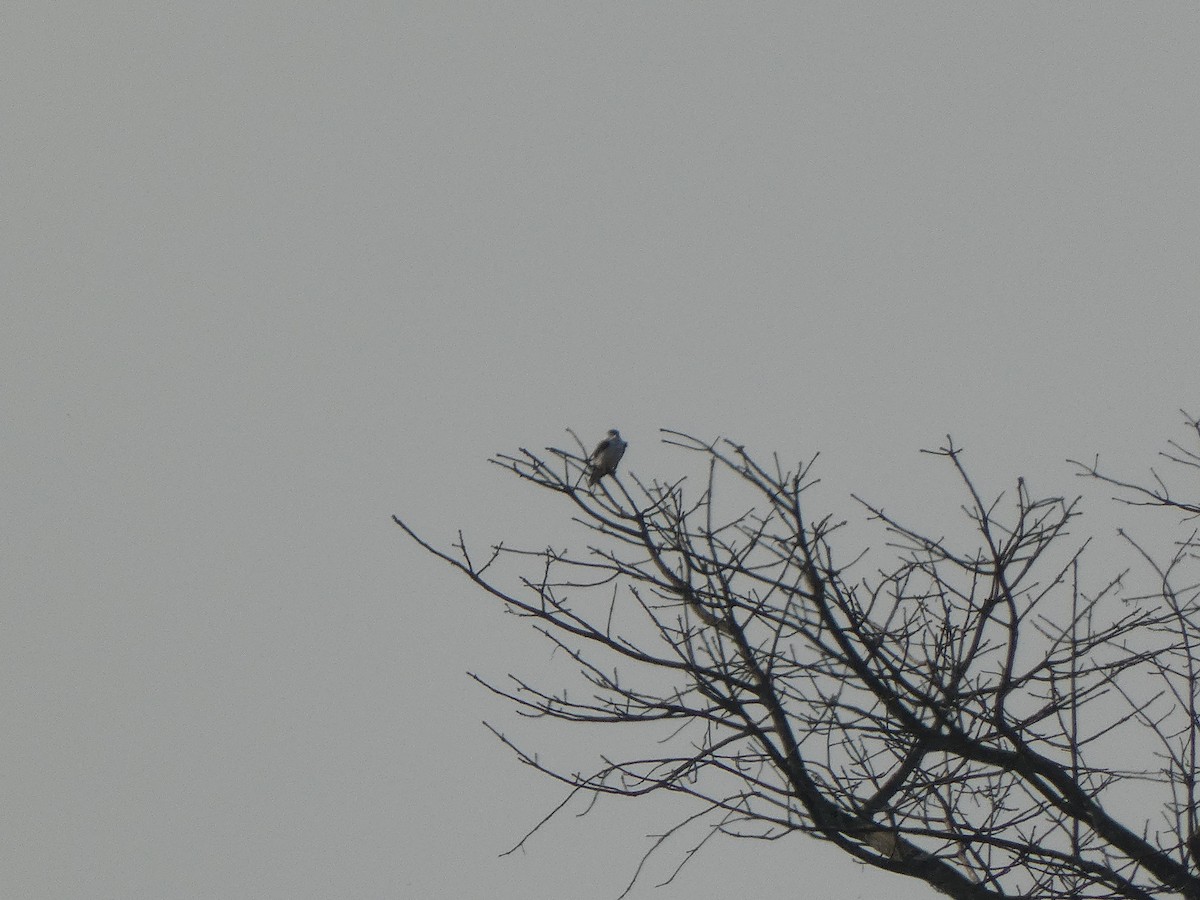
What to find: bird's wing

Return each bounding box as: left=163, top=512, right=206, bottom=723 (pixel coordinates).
left=591, top=439, right=611, bottom=459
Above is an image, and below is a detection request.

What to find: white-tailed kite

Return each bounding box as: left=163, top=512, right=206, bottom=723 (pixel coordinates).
left=588, top=429, right=627, bottom=485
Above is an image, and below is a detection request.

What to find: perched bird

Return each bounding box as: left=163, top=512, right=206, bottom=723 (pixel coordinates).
left=588, top=429, right=627, bottom=485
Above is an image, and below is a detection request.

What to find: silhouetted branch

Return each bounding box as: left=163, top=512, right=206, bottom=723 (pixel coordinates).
left=396, top=419, right=1200, bottom=899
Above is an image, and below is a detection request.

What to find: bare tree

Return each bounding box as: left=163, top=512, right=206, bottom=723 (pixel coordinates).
left=394, top=415, right=1200, bottom=900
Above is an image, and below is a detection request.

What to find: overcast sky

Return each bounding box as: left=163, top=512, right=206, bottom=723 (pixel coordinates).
left=4, top=4, right=1199, bottom=899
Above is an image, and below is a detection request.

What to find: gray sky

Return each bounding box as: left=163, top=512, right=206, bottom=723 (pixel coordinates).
left=4, top=4, right=1198, bottom=898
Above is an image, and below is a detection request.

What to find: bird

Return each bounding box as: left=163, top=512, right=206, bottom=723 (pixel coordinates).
left=587, top=429, right=627, bottom=486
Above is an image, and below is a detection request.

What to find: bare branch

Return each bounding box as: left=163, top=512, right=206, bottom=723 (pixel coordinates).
left=396, top=419, right=1200, bottom=900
